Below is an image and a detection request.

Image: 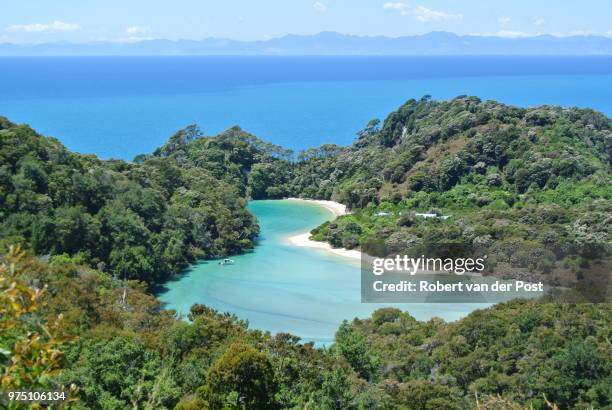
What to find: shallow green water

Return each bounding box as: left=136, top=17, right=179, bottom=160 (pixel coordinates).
left=157, top=200, right=489, bottom=345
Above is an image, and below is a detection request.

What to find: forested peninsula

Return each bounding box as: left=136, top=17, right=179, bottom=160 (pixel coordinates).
left=1, top=96, right=610, bottom=409
left=0, top=117, right=259, bottom=284
left=138, top=96, right=612, bottom=288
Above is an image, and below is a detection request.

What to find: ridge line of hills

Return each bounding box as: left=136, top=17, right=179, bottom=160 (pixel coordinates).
left=2, top=95, right=610, bottom=291
left=2, top=31, right=612, bottom=55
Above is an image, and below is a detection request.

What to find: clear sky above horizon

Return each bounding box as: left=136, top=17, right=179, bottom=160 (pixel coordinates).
left=1, top=0, right=611, bottom=44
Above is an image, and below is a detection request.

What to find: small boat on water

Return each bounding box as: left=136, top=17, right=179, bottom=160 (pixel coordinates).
left=218, top=258, right=235, bottom=266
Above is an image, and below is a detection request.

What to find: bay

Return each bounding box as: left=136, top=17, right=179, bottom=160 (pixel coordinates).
left=157, top=200, right=490, bottom=345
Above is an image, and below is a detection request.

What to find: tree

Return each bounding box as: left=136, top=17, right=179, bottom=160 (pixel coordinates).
left=199, top=342, right=277, bottom=409
left=63, top=336, right=181, bottom=409
left=357, top=118, right=381, bottom=140
left=334, top=321, right=379, bottom=381
left=0, top=246, right=72, bottom=393
left=396, top=379, right=464, bottom=409
left=310, top=366, right=355, bottom=410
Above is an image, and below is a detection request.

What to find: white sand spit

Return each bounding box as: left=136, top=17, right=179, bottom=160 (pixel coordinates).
left=287, top=232, right=362, bottom=260
left=284, top=198, right=361, bottom=260
left=285, top=198, right=347, bottom=217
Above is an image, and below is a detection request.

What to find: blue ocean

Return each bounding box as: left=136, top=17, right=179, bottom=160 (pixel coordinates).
left=0, top=56, right=611, bottom=160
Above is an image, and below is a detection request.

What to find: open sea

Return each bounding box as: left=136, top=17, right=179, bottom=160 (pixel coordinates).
left=0, top=56, right=611, bottom=160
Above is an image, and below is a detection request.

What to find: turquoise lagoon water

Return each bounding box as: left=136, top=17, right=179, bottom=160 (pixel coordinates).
left=0, top=56, right=611, bottom=160
left=157, top=200, right=489, bottom=345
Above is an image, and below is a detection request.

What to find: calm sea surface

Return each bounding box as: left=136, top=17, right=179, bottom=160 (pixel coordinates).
left=0, top=56, right=610, bottom=159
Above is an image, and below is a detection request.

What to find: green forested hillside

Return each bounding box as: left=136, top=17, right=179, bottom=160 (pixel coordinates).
left=296, top=97, right=611, bottom=287
left=137, top=125, right=294, bottom=199
left=1, top=97, right=611, bottom=409
left=148, top=96, right=611, bottom=287
left=2, top=250, right=610, bottom=409
left=291, top=96, right=610, bottom=205
left=0, top=118, right=258, bottom=284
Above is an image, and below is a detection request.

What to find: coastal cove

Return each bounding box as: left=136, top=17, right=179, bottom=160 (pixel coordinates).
left=157, top=199, right=490, bottom=345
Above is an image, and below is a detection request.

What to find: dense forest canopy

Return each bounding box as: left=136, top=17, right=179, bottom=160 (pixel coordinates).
left=298, top=97, right=611, bottom=289
left=0, top=118, right=258, bottom=284
left=2, top=249, right=610, bottom=409
left=138, top=125, right=294, bottom=200
left=3, top=97, right=609, bottom=287
left=1, top=96, right=611, bottom=409
left=133, top=96, right=611, bottom=288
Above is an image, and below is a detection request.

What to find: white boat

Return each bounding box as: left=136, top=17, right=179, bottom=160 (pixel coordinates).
left=218, top=258, right=235, bottom=266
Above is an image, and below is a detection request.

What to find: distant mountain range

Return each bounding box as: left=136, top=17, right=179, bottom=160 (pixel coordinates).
left=2, top=31, right=612, bottom=56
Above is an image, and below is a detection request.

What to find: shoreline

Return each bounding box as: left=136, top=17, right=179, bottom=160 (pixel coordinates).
left=287, top=232, right=363, bottom=260
left=284, top=198, right=363, bottom=261
left=282, top=199, right=482, bottom=276
left=285, top=197, right=348, bottom=217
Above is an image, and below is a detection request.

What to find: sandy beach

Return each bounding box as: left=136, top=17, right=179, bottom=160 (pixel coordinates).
left=288, top=232, right=363, bottom=260
left=285, top=197, right=348, bottom=217
left=285, top=198, right=362, bottom=260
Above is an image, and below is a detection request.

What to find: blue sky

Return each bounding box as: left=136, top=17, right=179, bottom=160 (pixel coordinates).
left=2, top=0, right=611, bottom=43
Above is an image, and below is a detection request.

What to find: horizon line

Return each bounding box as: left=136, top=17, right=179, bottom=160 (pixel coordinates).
left=3, top=30, right=612, bottom=46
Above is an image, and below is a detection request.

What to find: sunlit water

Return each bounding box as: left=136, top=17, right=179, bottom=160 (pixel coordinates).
left=157, top=200, right=490, bottom=345
left=0, top=56, right=610, bottom=160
